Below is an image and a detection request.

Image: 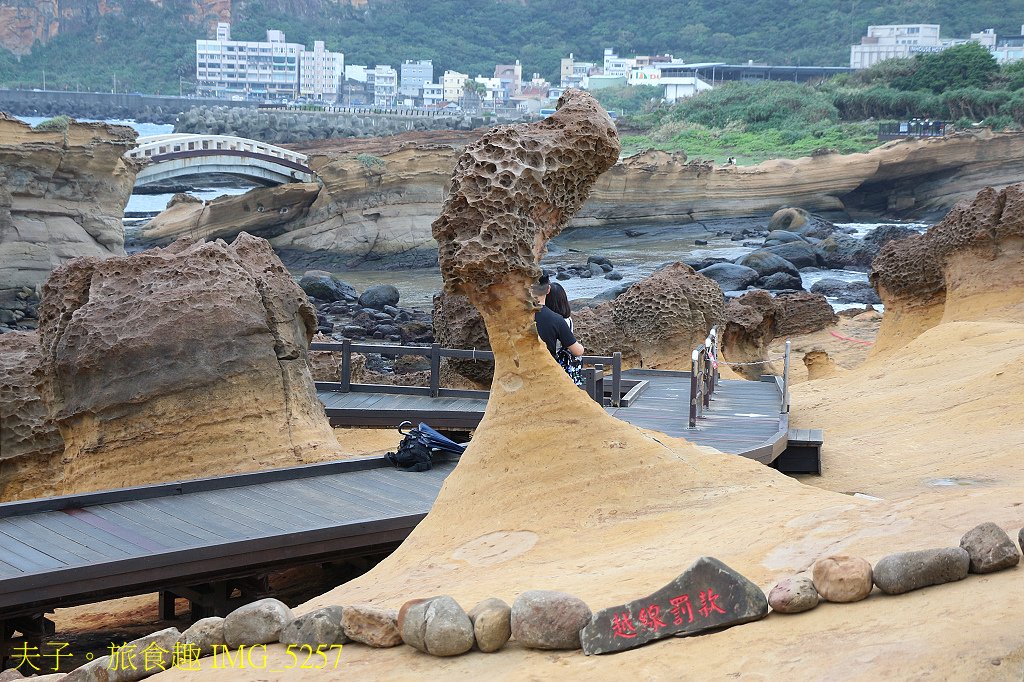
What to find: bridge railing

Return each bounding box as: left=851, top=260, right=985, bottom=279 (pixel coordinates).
left=125, top=134, right=308, bottom=166
left=688, top=327, right=719, bottom=429
left=310, top=341, right=624, bottom=407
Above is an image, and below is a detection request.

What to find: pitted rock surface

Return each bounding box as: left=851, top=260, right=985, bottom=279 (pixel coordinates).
left=574, top=262, right=724, bottom=368
left=431, top=89, right=619, bottom=305
left=721, top=290, right=778, bottom=379
left=0, top=331, right=64, bottom=500
left=774, top=291, right=838, bottom=336
left=871, top=184, right=1024, bottom=306
left=31, top=233, right=337, bottom=498
left=432, top=292, right=493, bottom=386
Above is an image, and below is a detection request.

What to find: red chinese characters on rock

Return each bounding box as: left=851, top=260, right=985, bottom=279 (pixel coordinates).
left=611, top=588, right=730, bottom=639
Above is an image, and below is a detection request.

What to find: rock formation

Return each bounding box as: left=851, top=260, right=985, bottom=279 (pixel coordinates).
left=0, top=114, right=140, bottom=327
left=141, top=130, right=1024, bottom=266
left=0, top=332, right=64, bottom=500
left=870, top=182, right=1024, bottom=354
left=0, top=233, right=338, bottom=499
left=431, top=292, right=492, bottom=388
left=573, top=262, right=724, bottom=368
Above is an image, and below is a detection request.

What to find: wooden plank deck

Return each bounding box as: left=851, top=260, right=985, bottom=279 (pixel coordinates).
left=0, top=457, right=458, bottom=618
left=319, top=369, right=788, bottom=462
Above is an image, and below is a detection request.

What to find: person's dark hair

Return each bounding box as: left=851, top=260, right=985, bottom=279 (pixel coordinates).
left=545, top=281, right=571, bottom=318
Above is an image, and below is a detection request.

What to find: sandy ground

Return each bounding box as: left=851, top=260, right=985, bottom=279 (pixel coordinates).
left=139, top=282, right=1024, bottom=682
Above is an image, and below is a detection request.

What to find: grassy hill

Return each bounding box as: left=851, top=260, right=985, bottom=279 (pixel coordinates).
left=0, top=0, right=1019, bottom=95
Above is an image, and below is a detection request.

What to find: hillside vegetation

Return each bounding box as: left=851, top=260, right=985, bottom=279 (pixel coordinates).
left=601, top=45, right=1024, bottom=163
left=0, top=0, right=1019, bottom=95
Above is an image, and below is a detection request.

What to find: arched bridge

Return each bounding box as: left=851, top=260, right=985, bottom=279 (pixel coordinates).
left=127, top=134, right=316, bottom=187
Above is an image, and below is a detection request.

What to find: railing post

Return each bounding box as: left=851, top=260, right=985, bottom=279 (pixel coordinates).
left=689, top=349, right=699, bottom=429
left=429, top=343, right=441, bottom=398
left=611, top=352, right=622, bottom=407
left=585, top=367, right=597, bottom=404
left=340, top=339, right=352, bottom=392
left=782, top=340, right=791, bottom=413
left=594, top=363, right=605, bottom=405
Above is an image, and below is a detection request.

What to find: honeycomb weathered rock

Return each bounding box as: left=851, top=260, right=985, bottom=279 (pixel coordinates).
left=432, top=90, right=620, bottom=309
left=432, top=292, right=493, bottom=386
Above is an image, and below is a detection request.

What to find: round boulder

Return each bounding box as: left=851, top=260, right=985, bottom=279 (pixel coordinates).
left=873, top=547, right=970, bottom=595
left=810, top=278, right=882, bottom=305
left=179, top=616, right=226, bottom=657
left=698, top=263, right=760, bottom=292
left=759, top=272, right=803, bottom=291
left=735, top=250, right=800, bottom=279
left=768, top=575, right=819, bottom=614
left=511, top=590, right=592, bottom=650
left=223, top=598, right=294, bottom=648
left=358, top=284, right=400, bottom=310
left=280, top=606, right=349, bottom=647
left=811, top=556, right=873, bottom=603
left=960, top=522, right=1022, bottom=574
left=399, top=596, right=475, bottom=657
left=764, top=242, right=825, bottom=269
left=468, top=597, right=512, bottom=653
left=299, top=271, right=357, bottom=303
left=763, top=230, right=808, bottom=246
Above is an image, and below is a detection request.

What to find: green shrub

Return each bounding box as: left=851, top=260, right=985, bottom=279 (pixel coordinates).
left=355, top=153, right=386, bottom=170
left=33, top=115, right=72, bottom=131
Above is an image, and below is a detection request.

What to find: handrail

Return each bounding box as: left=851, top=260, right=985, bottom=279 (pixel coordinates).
left=688, top=326, right=718, bottom=429
left=310, top=341, right=624, bottom=406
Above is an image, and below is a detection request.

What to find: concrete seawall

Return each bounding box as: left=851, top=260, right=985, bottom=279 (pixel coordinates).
left=0, top=88, right=256, bottom=124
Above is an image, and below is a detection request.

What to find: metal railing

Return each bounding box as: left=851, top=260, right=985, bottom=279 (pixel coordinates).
left=878, top=121, right=947, bottom=141
left=310, top=341, right=624, bottom=407
left=688, top=327, right=718, bottom=428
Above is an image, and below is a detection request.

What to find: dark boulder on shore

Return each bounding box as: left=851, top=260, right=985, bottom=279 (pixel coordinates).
left=763, top=230, right=809, bottom=246
left=810, top=278, right=882, bottom=305
left=735, top=250, right=800, bottom=279
left=299, top=271, right=358, bottom=303
left=764, top=242, right=825, bottom=269
left=698, top=263, right=760, bottom=292
left=767, top=207, right=837, bottom=239
left=759, top=272, right=803, bottom=291
left=358, top=284, right=401, bottom=310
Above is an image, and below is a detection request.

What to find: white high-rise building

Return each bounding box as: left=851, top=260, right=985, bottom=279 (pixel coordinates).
left=300, top=40, right=344, bottom=102
left=197, top=23, right=344, bottom=101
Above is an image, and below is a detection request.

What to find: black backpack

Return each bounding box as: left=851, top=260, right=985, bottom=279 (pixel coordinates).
left=386, top=427, right=434, bottom=472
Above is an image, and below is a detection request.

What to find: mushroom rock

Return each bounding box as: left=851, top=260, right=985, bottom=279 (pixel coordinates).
left=870, top=183, right=1024, bottom=355
left=720, top=290, right=779, bottom=380
left=431, top=292, right=493, bottom=388
left=31, top=233, right=337, bottom=497
left=572, top=263, right=724, bottom=369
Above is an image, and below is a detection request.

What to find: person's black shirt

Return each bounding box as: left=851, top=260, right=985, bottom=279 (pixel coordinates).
left=535, top=306, right=577, bottom=358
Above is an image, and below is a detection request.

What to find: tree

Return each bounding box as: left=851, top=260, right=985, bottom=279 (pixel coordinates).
left=896, top=42, right=999, bottom=94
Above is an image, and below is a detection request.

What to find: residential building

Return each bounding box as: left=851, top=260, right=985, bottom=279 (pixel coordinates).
left=442, top=70, right=469, bottom=102
left=850, top=24, right=1005, bottom=69
left=196, top=22, right=343, bottom=101
left=422, top=82, right=444, bottom=107
left=994, top=27, right=1024, bottom=63
left=560, top=53, right=596, bottom=88
left=494, top=60, right=523, bottom=97
left=603, top=48, right=635, bottom=78
left=399, top=59, right=433, bottom=98
left=473, top=75, right=503, bottom=102
left=299, top=40, right=344, bottom=102
left=371, top=65, right=398, bottom=106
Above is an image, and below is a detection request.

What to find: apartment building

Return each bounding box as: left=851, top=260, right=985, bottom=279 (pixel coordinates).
left=196, top=23, right=343, bottom=101
left=442, top=70, right=469, bottom=102
left=494, top=61, right=523, bottom=97
left=372, top=65, right=398, bottom=106
left=400, top=59, right=434, bottom=98
left=850, top=24, right=1004, bottom=69
left=603, top=48, right=635, bottom=77
left=560, top=53, right=596, bottom=88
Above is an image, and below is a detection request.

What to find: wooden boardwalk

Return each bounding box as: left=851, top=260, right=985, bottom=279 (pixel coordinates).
left=0, top=456, right=457, bottom=626
left=318, top=369, right=788, bottom=462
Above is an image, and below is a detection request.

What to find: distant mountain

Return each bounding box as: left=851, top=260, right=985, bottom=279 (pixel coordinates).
left=0, top=0, right=1018, bottom=95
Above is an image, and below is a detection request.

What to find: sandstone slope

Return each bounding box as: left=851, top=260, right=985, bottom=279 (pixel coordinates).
left=155, top=96, right=1023, bottom=682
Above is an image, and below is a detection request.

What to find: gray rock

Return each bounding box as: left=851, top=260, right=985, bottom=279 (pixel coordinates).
left=178, top=616, right=226, bottom=657
left=873, top=547, right=970, bottom=594
left=759, top=272, right=803, bottom=291
left=698, top=263, right=760, bottom=292
left=863, top=224, right=917, bottom=248
left=0, top=668, right=24, bottom=681
left=223, top=598, right=294, bottom=648
left=735, top=250, right=800, bottom=278
left=468, top=597, right=512, bottom=653
left=768, top=575, right=819, bottom=613
left=960, top=522, right=1022, bottom=574
left=1019, top=527, right=1023, bottom=554
left=604, top=271, right=623, bottom=280
left=341, top=604, right=402, bottom=648
left=358, top=284, right=400, bottom=310
left=810, top=278, right=882, bottom=305
left=812, top=555, right=873, bottom=603
left=764, top=242, right=825, bottom=269
left=580, top=556, right=768, bottom=655
left=399, top=596, right=474, bottom=656
left=280, top=606, right=349, bottom=648
left=299, top=271, right=357, bottom=302
left=764, top=230, right=808, bottom=245
left=587, top=256, right=612, bottom=267
left=66, top=628, right=181, bottom=682
left=511, top=590, right=591, bottom=650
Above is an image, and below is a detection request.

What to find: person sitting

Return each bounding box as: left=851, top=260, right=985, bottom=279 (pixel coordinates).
left=532, top=275, right=583, bottom=360
left=544, top=281, right=575, bottom=333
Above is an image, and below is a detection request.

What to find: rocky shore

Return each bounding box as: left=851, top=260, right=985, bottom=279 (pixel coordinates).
left=139, top=128, right=1024, bottom=269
